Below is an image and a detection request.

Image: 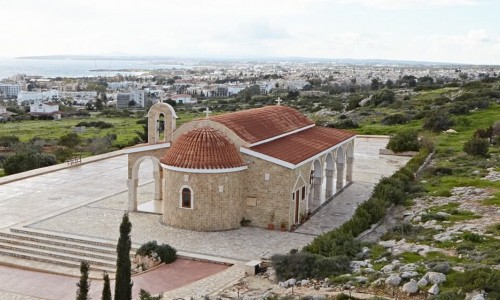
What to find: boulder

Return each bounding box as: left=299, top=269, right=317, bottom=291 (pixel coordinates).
left=431, top=262, right=451, bottom=274
left=286, top=278, right=297, bottom=286
left=399, top=263, right=418, bottom=272
left=381, top=264, right=395, bottom=274
left=379, top=240, right=396, bottom=248
left=300, top=279, right=310, bottom=286
left=425, top=272, right=446, bottom=285
left=471, top=295, right=485, bottom=300
left=400, top=271, right=419, bottom=279
left=354, top=276, right=369, bottom=284
left=385, top=274, right=402, bottom=286
left=417, top=278, right=428, bottom=287
left=402, top=280, right=419, bottom=294
left=428, top=284, right=439, bottom=295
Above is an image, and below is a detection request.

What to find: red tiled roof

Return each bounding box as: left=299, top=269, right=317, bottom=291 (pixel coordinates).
left=210, top=106, right=314, bottom=144
left=249, top=126, right=356, bottom=165
left=161, top=127, right=245, bottom=169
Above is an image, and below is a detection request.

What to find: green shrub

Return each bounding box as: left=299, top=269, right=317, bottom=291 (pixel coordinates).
left=423, top=113, right=454, bottom=132
left=463, top=232, right=483, bottom=243
left=0, top=135, right=20, bottom=147
left=463, top=137, right=489, bottom=157
left=3, top=152, right=57, bottom=175
left=271, top=252, right=350, bottom=280
left=447, top=267, right=500, bottom=293
left=136, top=241, right=177, bottom=264
left=381, top=113, right=409, bottom=125
left=387, top=129, right=420, bottom=153
left=156, top=243, right=177, bottom=264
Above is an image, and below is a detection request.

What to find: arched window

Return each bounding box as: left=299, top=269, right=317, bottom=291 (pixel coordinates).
left=181, top=187, right=192, bottom=208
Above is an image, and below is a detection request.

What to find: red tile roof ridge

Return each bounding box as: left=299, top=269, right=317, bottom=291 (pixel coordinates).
left=209, top=105, right=314, bottom=144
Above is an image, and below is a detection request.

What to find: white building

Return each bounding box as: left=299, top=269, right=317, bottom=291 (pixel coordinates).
left=116, top=90, right=145, bottom=109
left=17, top=90, right=59, bottom=104
left=0, top=84, right=21, bottom=97
left=59, top=91, right=97, bottom=104
left=171, top=94, right=197, bottom=104
left=29, top=102, right=61, bottom=119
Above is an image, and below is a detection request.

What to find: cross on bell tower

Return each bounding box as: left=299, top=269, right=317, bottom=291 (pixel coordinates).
left=275, top=97, right=283, bottom=106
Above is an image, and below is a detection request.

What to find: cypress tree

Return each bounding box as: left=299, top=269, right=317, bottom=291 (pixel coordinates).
left=76, top=261, right=90, bottom=300
left=102, top=272, right=111, bottom=300
left=114, top=212, right=133, bottom=300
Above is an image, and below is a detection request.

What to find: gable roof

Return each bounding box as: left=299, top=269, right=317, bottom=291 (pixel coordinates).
left=210, top=106, right=314, bottom=145
left=248, top=126, right=356, bottom=166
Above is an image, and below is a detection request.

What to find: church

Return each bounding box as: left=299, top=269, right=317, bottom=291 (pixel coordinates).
left=125, top=101, right=355, bottom=231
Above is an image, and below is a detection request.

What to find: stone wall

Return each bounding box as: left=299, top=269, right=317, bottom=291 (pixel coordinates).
left=162, top=168, right=244, bottom=231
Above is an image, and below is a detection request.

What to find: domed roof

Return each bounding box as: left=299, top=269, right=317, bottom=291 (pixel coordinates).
left=161, top=127, right=245, bottom=169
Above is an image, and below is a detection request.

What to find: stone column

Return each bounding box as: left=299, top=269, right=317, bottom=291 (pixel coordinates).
left=313, top=176, right=322, bottom=210
left=346, top=157, right=354, bottom=182
left=325, top=169, right=334, bottom=198
left=127, top=178, right=139, bottom=211
left=336, top=162, right=345, bottom=191
left=153, top=170, right=161, bottom=201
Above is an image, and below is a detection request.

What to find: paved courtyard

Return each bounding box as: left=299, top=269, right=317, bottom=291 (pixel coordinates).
left=0, top=136, right=411, bottom=299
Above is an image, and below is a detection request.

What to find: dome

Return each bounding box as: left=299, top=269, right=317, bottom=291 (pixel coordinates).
left=161, top=127, right=245, bottom=169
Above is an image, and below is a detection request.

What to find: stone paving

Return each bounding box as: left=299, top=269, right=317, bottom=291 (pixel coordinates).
left=0, top=135, right=411, bottom=299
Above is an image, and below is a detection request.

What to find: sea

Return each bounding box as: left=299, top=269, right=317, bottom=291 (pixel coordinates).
left=0, top=58, right=193, bottom=80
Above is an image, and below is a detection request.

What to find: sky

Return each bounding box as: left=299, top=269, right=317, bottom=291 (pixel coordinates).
left=1, top=0, right=499, bottom=64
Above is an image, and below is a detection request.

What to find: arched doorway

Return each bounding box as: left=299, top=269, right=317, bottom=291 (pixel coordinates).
left=325, top=153, right=335, bottom=199
left=128, top=156, right=162, bottom=213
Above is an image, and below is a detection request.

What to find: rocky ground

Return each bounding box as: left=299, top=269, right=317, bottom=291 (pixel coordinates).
left=211, top=168, right=499, bottom=300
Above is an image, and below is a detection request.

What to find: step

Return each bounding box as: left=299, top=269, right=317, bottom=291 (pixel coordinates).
left=0, top=241, right=116, bottom=268
left=0, top=248, right=116, bottom=274
left=10, top=228, right=118, bottom=249
left=0, top=230, right=117, bottom=255
left=9, top=228, right=140, bottom=252
left=0, top=236, right=117, bottom=262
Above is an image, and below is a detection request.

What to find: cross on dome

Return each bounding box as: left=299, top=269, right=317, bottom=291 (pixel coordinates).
left=275, top=97, right=283, bottom=106
left=205, top=107, right=212, bottom=119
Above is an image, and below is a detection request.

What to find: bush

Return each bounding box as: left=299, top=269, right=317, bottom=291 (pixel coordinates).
left=447, top=267, right=500, bottom=293
left=381, top=113, right=409, bottom=125
left=0, top=135, right=20, bottom=147
left=271, top=252, right=350, bottom=280
left=463, top=137, right=489, bottom=157
left=386, top=129, right=420, bottom=153
left=371, top=89, right=395, bottom=106
left=423, top=113, right=454, bottom=132
left=136, top=241, right=177, bottom=264
left=3, top=152, right=57, bottom=175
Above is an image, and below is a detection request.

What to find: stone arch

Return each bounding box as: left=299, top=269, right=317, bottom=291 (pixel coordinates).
left=325, top=152, right=335, bottom=198
left=346, top=141, right=355, bottom=182
left=308, top=159, right=323, bottom=213
left=291, top=174, right=307, bottom=224
left=128, top=156, right=162, bottom=212
left=147, top=103, right=177, bottom=144
left=336, top=146, right=346, bottom=191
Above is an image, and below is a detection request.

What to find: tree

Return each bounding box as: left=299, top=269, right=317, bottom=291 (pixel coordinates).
left=102, top=272, right=112, bottom=300
left=76, top=261, right=90, bottom=300
left=371, top=78, right=380, bottom=90
left=371, top=89, right=395, bottom=106
left=138, top=289, right=162, bottom=300
left=115, top=212, right=133, bottom=300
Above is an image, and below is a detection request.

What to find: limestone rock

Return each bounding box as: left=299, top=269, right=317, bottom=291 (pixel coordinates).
left=417, top=278, right=428, bottom=287
left=286, top=278, right=297, bottom=286
left=379, top=240, right=396, bottom=248
left=399, top=263, right=418, bottom=272
left=402, top=280, right=419, bottom=294
left=381, top=264, right=395, bottom=274
left=431, top=262, right=451, bottom=274
left=385, top=274, right=402, bottom=286
left=428, top=284, right=439, bottom=295
left=300, top=279, right=310, bottom=286
left=400, top=271, right=419, bottom=279
left=471, top=295, right=485, bottom=300
left=354, top=276, right=369, bottom=284
left=425, top=272, right=446, bottom=285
